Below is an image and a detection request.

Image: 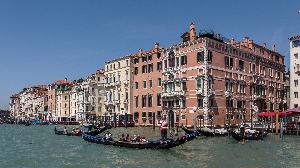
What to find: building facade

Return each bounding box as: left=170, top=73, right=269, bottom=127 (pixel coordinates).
left=289, top=35, right=300, bottom=108
left=132, top=43, right=163, bottom=125
left=161, top=23, right=285, bottom=127
left=104, top=56, right=132, bottom=121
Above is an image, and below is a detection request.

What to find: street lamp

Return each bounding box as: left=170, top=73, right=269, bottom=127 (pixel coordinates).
left=192, top=106, right=197, bottom=131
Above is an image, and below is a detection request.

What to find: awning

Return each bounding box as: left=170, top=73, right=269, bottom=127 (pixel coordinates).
left=258, top=111, right=293, bottom=117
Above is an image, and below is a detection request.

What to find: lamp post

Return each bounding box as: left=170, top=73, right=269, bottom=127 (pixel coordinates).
left=193, top=106, right=197, bottom=131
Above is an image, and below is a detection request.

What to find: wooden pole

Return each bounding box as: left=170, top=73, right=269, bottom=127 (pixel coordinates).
left=275, top=111, right=279, bottom=135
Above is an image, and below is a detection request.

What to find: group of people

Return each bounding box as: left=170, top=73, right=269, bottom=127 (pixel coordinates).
left=119, top=134, right=147, bottom=142
left=104, top=131, right=113, bottom=141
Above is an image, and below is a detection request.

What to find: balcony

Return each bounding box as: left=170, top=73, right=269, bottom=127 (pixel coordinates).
left=208, top=89, right=215, bottom=97
left=162, top=91, right=185, bottom=98
left=252, top=94, right=266, bottom=100
left=104, top=100, right=114, bottom=106
left=225, top=90, right=233, bottom=97
left=196, top=88, right=204, bottom=95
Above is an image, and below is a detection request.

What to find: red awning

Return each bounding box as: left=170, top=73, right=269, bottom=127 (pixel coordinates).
left=258, top=111, right=293, bottom=117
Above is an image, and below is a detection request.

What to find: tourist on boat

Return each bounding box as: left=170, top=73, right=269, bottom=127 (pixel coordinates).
left=105, top=131, right=112, bottom=141
left=159, top=117, right=168, bottom=140
left=125, top=133, right=131, bottom=142
left=119, top=134, right=126, bottom=141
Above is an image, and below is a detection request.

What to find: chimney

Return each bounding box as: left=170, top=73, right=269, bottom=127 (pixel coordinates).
left=272, top=44, right=276, bottom=52
left=263, top=43, right=267, bottom=48
left=138, top=48, right=143, bottom=57
left=230, top=38, right=235, bottom=45
left=154, top=42, right=160, bottom=52
left=189, top=22, right=197, bottom=40
left=64, top=78, right=67, bottom=83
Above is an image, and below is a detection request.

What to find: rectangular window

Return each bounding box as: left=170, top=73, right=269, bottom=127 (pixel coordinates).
left=295, top=53, right=298, bottom=59
left=142, top=56, right=147, bottom=62
left=157, top=93, right=161, bottom=106
left=164, top=60, right=167, bottom=69
left=135, top=82, right=139, bottom=89
left=182, top=81, right=187, bottom=91
left=176, top=57, right=179, bottom=67
left=142, top=95, right=147, bottom=107
left=134, top=112, right=139, bottom=121
left=295, top=92, right=298, bottom=98
left=182, top=98, right=186, bottom=108
left=157, top=61, right=162, bottom=71
left=197, top=78, right=202, bottom=89
left=197, top=97, right=203, bottom=108
left=295, top=80, right=298, bottom=87
left=143, top=81, right=147, bottom=89
left=158, top=78, right=162, bottom=86
left=197, top=51, right=204, bottom=62
left=148, top=63, right=153, bottom=73
left=238, top=60, right=244, bottom=70
left=142, top=65, right=147, bottom=73
left=207, top=50, right=212, bottom=62
left=225, top=56, right=233, bottom=68
left=142, top=112, right=147, bottom=118
left=149, top=80, right=153, bottom=88
left=148, top=95, right=152, bottom=107
left=134, top=67, right=138, bottom=75
left=148, top=55, right=152, bottom=61
left=135, top=96, right=139, bottom=108
left=181, top=55, right=187, bottom=65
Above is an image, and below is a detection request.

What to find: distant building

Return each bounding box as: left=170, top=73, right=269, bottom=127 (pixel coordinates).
left=104, top=56, right=132, bottom=121
left=289, top=35, right=300, bottom=108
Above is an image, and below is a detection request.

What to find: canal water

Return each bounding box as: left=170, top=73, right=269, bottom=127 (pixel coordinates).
left=0, top=125, right=299, bottom=168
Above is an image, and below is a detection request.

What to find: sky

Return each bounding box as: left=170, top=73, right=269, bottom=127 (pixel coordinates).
left=0, top=0, right=299, bottom=109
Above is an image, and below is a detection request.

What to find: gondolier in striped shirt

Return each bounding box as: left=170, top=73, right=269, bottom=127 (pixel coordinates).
left=159, top=116, right=168, bottom=140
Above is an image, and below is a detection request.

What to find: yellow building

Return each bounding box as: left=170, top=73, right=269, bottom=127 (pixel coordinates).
left=104, top=56, right=132, bottom=120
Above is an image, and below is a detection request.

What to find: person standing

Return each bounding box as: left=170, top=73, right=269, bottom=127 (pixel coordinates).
left=159, top=117, right=168, bottom=140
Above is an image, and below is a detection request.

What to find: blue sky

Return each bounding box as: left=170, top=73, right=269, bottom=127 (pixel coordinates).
left=0, top=0, right=299, bottom=109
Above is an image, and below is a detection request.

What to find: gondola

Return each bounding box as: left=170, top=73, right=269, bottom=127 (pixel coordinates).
left=54, top=125, right=111, bottom=136
left=82, top=132, right=197, bottom=149
left=230, top=130, right=268, bottom=141
left=182, top=127, right=228, bottom=137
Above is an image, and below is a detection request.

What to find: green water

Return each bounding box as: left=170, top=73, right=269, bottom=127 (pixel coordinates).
left=0, top=125, right=299, bottom=168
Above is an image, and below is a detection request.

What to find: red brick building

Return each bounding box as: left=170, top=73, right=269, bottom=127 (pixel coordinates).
left=131, top=43, right=163, bottom=125
left=161, top=23, right=285, bottom=127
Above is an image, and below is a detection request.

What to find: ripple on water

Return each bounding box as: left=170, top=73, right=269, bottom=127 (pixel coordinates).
left=0, top=125, right=300, bottom=168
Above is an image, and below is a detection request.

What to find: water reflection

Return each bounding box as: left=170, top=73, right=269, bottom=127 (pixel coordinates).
left=0, top=125, right=299, bottom=168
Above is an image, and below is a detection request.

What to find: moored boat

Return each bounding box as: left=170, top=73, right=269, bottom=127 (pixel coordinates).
left=230, top=129, right=268, bottom=141
left=182, top=126, right=228, bottom=137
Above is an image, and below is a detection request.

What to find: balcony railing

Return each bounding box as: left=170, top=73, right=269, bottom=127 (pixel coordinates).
left=252, top=94, right=266, bottom=100
left=225, top=90, right=233, bottom=97
left=162, top=91, right=185, bottom=97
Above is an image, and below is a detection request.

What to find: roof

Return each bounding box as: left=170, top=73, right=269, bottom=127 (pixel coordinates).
left=289, top=35, right=300, bottom=41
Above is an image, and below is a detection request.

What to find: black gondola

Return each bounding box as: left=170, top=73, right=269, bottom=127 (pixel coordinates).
left=230, top=130, right=268, bottom=141
left=82, top=132, right=197, bottom=149
left=54, top=125, right=111, bottom=136
left=181, top=127, right=228, bottom=137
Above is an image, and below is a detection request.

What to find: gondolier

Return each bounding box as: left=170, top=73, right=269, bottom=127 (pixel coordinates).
left=159, top=117, right=168, bottom=140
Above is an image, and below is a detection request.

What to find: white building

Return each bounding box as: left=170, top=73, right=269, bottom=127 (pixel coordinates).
left=289, top=35, right=300, bottom=108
